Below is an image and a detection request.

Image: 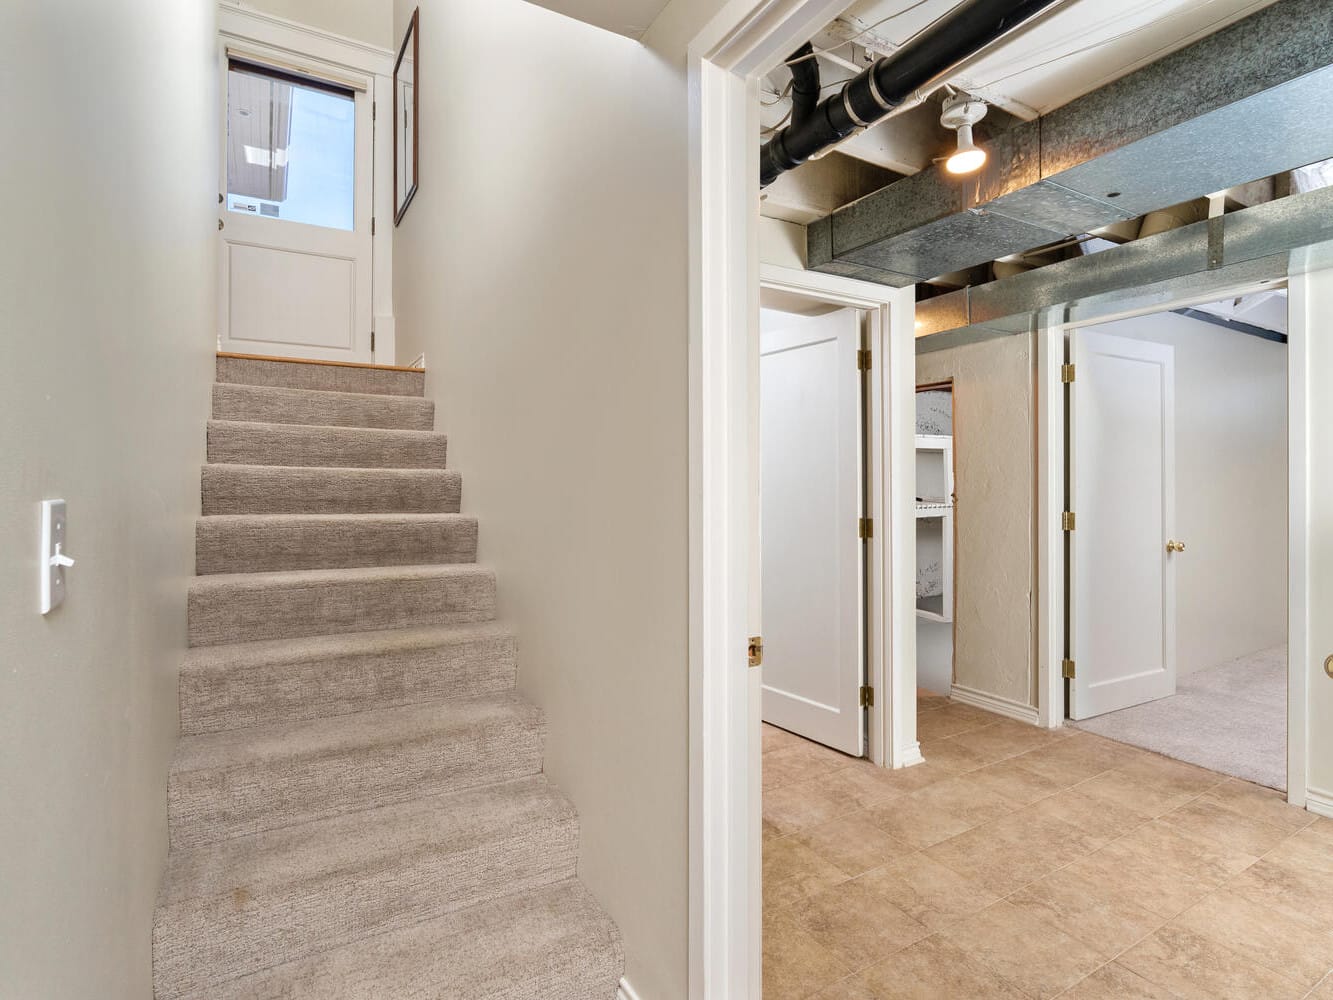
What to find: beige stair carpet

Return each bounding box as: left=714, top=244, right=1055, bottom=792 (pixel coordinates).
left=154, top=355, right=622, bottom=998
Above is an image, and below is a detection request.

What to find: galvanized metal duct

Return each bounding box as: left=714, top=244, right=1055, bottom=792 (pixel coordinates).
left=806, top=0, right=1333, bottom=286
left=759, top=0, right=1065, bottom=187
left=913, top=182, right=1333, bottom=350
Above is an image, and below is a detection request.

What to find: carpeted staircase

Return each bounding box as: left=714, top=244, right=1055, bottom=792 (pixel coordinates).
left=153, top=355, right=623, bottom=999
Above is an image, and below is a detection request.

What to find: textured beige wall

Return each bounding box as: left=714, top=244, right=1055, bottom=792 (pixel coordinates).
left=223, top=0, right=393, bottom=47
left=390, top=0, right=721, bottom=993
left=0, top=2, right=216, bottom=996
left=1095, top=312, right=1288, bottom=673
left=917, top=334, right=1037, bottom=708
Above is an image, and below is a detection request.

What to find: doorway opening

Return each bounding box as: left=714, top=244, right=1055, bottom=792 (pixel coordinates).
left=1062, top=291, right=1290, bottom=791
left=759, top=293, right=870, bottom=758
left=914, top=382, right=955, bottom=700
left=216, top=6, right=396, bottom=365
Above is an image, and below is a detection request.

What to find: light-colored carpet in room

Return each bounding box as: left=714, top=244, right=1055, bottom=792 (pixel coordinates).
left=1072, top=644, right=1287, bottom=791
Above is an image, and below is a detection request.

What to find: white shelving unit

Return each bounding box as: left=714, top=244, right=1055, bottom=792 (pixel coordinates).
left=915, top=434, right=955, bottom=624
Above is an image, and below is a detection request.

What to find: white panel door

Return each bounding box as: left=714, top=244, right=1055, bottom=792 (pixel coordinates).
left=1069, top=327, right=1177, bottom=719
left=219, top=58, right=374, bottom=362
left=760, top=309, right=864, bottom=755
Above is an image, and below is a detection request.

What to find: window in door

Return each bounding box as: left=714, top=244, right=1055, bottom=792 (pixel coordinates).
left=226, top=61, right=355, bottom=231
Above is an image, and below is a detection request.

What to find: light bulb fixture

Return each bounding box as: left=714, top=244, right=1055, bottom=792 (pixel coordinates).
left=941, top=94, right=989, bottom=176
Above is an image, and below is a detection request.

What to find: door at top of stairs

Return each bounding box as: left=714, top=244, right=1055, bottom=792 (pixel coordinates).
left=219, top=57, right=375, bottom=363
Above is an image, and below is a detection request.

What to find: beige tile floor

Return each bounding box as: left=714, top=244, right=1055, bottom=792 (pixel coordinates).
left=763, top=692, right=1333, bottom=1000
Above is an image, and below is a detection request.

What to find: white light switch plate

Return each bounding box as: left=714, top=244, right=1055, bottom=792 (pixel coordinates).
left=40, top=499, right=70, bottom=614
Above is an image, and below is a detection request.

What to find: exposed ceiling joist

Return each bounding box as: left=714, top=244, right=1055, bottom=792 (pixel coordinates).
left=807, top=0, right=1333, bottom=285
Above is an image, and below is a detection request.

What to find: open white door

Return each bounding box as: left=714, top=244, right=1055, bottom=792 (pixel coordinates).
left=219, top=57, right=374, bottom=362
left=1069, top=327, right=1177, bottom=720
left=760, top=308, right=864, bottom=755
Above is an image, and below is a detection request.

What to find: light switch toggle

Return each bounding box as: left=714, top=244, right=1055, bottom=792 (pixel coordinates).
left=40, top=499, right=74, bottom=614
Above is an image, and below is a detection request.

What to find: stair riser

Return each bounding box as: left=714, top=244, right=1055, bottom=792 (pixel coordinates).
left=207, top=421, right=447, bottom=469
left=173, top=879, right=622, bottom=1000
left=201, top=466, right=461, bottom=515
left=154, top=816, right=577, bottom=999
left=188, top=570, right=495, bottom=647
left=168, top=713, right=544, bottom=849
left=212, top=384, right=434, bottom=431
left=217, top=356, right=424, bottom=396
left=180, top=633, right=518, bottom=735
left=195, top=517, right=479, bottom=574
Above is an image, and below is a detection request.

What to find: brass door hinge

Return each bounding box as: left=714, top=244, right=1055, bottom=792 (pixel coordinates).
left=370, top=330, right=376, bottom=353
left=1062, top=511, right=1076, bottom=531
left=748, top=636, right=763, bottom=668
left=372, top=101, right=377, bottom=121
left=371, top=217, right=377, bottom=236
left=858, top=517, right=873, bottom=540
left=859, top=685, right=874, bottom=708
left=857, top=349, right=872, bottom=371
left=1062, top=659, right=1076, bottom=680
left=1061, top=363, right=1076, bottom=384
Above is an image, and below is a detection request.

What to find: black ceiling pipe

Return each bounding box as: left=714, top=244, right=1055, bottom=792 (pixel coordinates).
left=760, top=0, right=1065, bottom=187
left=786, top=42, right=821, bottom=129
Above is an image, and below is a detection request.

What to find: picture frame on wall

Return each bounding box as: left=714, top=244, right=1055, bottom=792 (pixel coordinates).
left=393, top=7, right=419, bottom=225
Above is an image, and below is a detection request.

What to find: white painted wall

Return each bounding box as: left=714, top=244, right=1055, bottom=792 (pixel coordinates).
left=222, top=0, right=393, bottom=48
left=760, top=216, right=808, bottom=269
left=1292, top=266, right=1333, bottom=810
left=390, top=0, right=722, bottom=994
left=1094, top=311, right=1288, bottom=674
left=917, top=334, right=1037, bottom=709
left=0, top=2, right=216, bottom=996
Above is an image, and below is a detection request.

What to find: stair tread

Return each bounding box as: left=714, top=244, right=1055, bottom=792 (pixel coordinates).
left=159, top=775, right=573, bottom=907
left=207, top=420, right=448, bottom=470
left=208, top=418, right=445, bottom=440
left=200, top=464, right=462, bottom=515
left=190, top=878, right=622, bottom=1000
left=182, top=621, right=514, bottom=672
left=189, top=562, right=494, bottom=590
left=212, top=383, right=433, bottom=408
left=171, top=693, right=539, bottom=776
left=216, top=355, right=425, bottom=397
left=198, top=512, right=475, bottom=525
left=212, top=384, right=435, bottom=431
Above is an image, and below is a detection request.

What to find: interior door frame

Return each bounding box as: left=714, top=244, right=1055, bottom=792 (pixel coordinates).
left=1035, top=278, right=1305, bottom=805
left=1066, top=328, right=1177, bottom=720
left=760, top=264, right=917, bottom=772
left=216, top=4, right=396, bottom=362
left=685, top=0, right=917, bottom=969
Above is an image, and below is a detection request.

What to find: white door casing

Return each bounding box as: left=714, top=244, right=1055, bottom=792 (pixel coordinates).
left=217, top=50, right=375, bottom=362
left=760, top=308, right=864, bottom=755
left=1069, top=327, right=1177, bottom=720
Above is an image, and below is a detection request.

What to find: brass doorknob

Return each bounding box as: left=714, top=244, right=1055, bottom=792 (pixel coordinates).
left=1166, top=540, right=1186, bottom=553
left=1325, top=655, right=1333, bottom=679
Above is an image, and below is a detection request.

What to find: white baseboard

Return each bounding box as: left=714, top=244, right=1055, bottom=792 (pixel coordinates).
left=1305, top=786, right=1333, bottom=819
left=950, top=684, right=1040, bottom=725
left=618, top=977, right=643, bottom=1000
left=898, top=742, right=925, bottom=768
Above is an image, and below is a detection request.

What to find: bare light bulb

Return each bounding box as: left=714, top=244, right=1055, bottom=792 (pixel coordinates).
left=945, top=124, right=987, bottom=175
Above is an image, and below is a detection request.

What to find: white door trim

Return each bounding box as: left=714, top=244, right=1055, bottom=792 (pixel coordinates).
left=1034, top=279, right=1305, bottom=805
left=759, top=264, right=917, bottom=770
left=686, top=2, right=909, bottom=991
left=217, top=3, right=396, bottom=362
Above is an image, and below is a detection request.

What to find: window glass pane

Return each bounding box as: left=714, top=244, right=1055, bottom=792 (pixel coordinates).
left=226, top=65, right=355, bottom=231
